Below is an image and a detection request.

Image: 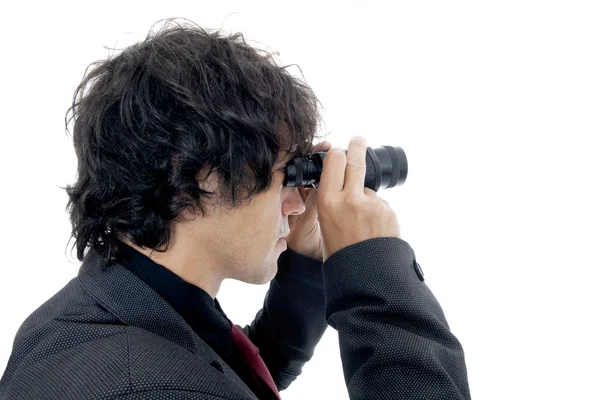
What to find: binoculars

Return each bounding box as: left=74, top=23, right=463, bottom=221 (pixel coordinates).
left=282, top=146, right=408, bottom=192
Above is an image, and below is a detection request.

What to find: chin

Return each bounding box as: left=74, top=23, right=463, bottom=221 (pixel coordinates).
left=238, top=264, right=276, bottom=286
left=259, top=262, right=279, bottom=284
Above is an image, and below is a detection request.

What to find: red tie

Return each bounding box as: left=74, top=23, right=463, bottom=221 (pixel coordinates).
left=226, top=317, right=282, bottom=400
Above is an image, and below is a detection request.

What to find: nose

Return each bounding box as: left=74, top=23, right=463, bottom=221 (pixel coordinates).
left=282, top=188, right=306, bottom=216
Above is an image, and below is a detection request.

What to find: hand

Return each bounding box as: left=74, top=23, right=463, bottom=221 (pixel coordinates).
left=316, top=136, right=401, bottom=261
left=285, top=140, right=333, bottom=261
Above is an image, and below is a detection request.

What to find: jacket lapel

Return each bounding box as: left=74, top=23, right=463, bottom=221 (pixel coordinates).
left=77, top=247, right=257, bottom=398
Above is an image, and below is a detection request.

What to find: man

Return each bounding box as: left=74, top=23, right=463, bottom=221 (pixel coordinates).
left=0, top=19, right=470, bottom=399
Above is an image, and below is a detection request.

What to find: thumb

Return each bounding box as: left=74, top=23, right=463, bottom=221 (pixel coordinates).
left=302, top=187, right=319, bottom=220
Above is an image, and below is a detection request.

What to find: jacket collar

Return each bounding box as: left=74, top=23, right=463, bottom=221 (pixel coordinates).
left=77, top=246, right=213, bottom=361
left=76, top=246, right=258, bottom=398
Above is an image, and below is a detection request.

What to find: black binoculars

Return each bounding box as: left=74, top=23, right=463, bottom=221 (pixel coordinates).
left=282, top=146, right=408, bottom=192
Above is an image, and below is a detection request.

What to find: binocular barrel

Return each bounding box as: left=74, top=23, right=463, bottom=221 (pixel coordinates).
left=282, top=146, right=408, bottom=192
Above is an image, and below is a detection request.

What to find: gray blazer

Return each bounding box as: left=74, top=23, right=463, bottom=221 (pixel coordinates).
left=0, top=237, right=470, bottom=399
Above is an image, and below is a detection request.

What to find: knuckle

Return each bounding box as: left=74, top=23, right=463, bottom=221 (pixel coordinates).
left=327, top=149, right=346, bottom=160
left=364, top=188, right=377, bottom=196
left=346, top=194, right=364, bottom=208
left=318, top=194, right=337, bottom=211
left=345, top=158, right=365, bottom=168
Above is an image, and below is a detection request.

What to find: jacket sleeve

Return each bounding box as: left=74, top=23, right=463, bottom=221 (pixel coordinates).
left=322, top=237, right=471, bottom=400
left=237, top=247, right=328, bottom=391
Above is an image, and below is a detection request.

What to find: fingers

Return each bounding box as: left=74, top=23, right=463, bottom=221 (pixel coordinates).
left=344, top=136, right=368, bottom=196
left=320, top=148, right=347, bottom=194
left=298, top=186, right=310, bottom=203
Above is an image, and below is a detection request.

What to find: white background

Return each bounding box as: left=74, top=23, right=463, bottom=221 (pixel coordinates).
left=1, top=1, right=599, bottom=399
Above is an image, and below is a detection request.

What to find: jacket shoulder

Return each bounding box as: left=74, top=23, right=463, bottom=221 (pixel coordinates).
left=1, top=279, right=245, bottom=399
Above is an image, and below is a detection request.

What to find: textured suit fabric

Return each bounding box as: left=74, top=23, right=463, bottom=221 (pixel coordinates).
left=114, top=241, right=279, bottom=398
left=0, top=237, right=471, bottom=399
left=114, top=240, right=237, bottom=365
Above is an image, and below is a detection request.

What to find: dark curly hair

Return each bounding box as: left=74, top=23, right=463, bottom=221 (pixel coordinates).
left=61, top=18, right=325, bottom=267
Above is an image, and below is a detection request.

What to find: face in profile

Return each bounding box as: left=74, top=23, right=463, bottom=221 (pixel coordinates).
left=206, top=158, right=305, bottom=285
left=118, top=150, right=305, bottom=295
